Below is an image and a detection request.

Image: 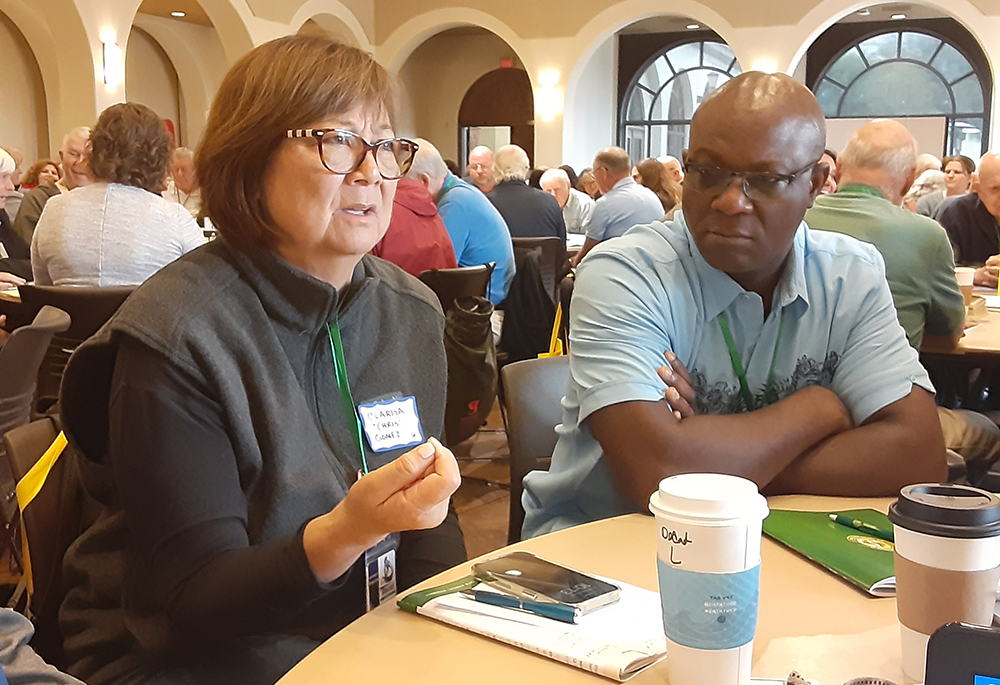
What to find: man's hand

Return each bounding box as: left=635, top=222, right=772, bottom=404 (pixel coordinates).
left=974, top=257, right=999, bottom=288
left=657, top=351, right=696, bottom=418
left=0, top=272, right=25, bottom=287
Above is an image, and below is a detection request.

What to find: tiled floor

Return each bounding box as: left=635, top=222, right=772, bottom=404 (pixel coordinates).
left=450, top=401, right=512, bottom=560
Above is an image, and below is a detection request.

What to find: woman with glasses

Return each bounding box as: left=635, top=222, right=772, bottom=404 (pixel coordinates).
left=57, top=36, right=465, bottom=685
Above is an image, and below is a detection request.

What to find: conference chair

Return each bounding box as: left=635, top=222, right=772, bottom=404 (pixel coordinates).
left=501, top=355, right=569, bottom=544
left=419, top=264, right=494, bottom=313
left=511, top=237, right=567, bottom=305
left=3, top=416, right=82, bottom=667
left=17, top=285, right=134, bottom=410
left=0, top=306, right=70, bottom=573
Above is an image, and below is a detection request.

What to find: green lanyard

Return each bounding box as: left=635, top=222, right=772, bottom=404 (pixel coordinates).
left=717, top=310, right=785, bottom=412
left=327, top=315, right=369, bottom=475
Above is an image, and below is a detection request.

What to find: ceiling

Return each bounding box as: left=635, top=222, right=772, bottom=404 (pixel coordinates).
left=838, top=3, right=949, bottom=23
left=137, top=0, right=213, bottom=27
left=618, top=15, right=705, bottom=35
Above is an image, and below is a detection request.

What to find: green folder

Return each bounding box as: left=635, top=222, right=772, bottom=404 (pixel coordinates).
left=763, top=508, right=896, bottom=597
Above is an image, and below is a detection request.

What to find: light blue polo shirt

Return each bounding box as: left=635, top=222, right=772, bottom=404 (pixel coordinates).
left=584, top=177, right=665, bottom=242
left=522, top=217, right=932, bottom=537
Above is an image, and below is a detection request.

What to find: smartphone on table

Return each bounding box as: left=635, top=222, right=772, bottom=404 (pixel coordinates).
left=471, top=551, right=621, bottom=615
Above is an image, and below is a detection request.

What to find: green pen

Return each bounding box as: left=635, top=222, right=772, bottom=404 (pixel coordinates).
left=460, top=589, right=579, bottom=624
left=828, top=513, right=894, bottom=542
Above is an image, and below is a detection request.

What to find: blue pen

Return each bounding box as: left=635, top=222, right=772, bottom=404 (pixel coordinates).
left=460, top=589, right=579, bottom=624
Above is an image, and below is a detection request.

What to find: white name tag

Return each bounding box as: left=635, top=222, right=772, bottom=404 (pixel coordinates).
left=357, top=396, right=424, bottom=453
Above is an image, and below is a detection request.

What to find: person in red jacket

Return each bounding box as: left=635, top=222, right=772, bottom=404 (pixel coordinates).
left=372, top=177, right=457, bottom=276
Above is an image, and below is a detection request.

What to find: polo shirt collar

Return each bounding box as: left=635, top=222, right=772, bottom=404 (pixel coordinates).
left=611, top=176, right=634, bottom=192
left=836, top=182, right=886, bottom=200
left=686, top=219, right=809, bottom=321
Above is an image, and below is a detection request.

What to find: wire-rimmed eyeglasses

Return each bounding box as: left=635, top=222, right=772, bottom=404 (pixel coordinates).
left=286, top=128, right=418, bottom=180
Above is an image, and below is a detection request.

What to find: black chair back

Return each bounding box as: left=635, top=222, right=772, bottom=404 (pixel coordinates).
left=419, top=264, right=494, bottom=313
left=501, top=355, right=569, bottom=543
left=512, top=237, right=567, bottom=305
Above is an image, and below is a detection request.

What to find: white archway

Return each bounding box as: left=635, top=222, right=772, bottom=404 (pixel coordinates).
left=289, top=0, right=373, bottom=52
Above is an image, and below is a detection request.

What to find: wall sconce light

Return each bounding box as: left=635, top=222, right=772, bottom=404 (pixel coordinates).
left=751, top=58, right=778, bottom=74
left=103, top=39, right=123, bottom=88
left=536, top=69, right=563, bottom=122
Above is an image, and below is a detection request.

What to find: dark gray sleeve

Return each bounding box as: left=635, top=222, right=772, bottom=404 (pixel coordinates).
left=11, top=191, right=45, bottom=246
left=109, top=337, right=351, bottom=643
left=0, top=609, right=84, bottom=685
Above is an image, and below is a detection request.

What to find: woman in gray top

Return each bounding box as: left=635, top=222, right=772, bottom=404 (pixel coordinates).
left=30, top=103, right=204, bottom=286
left=57, top=37, right=465, bottom=685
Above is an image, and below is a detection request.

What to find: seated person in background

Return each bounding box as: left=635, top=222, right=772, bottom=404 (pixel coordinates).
left=559, top=164, right=580, bottom=189
left=819, top=148, right=838, bottom=194
left=406, top=139, right=515, bottom=305
left=579, top=167, right=601, bottom=199
left=19, top=158, right=60, bottom=191
left=487, top=144, right=566, bottom=242
left=13, top=127, right=93, bottom=244
left=1, top=146, right=24, bottom=222
left=572, top=147, right=664, bottom=266
left=464, top=145, right=496, bottom=194
left=634, top=157, right=682, bottom=220
left=917, top=155, right=974, bottom=217
left=904, top=169, right=945, bottom=212
left=162, top=146, right=202, bottom=218
left=58, top=36, right=465, bottom=685
left=31, top=103, right=204, bottom=286
left=522, top=73, right=946, bottom=538
left=658, top=155, right=684, bottom=183
left=371, top=176, right=458, bottom=277
left=934, top=152, right=1000, bottom=287
left=805, top=119, right=1000, bottom=484
left=916, top=152, right=942, bottom=176
left=0, top=149, right=31, bottom=280
left=540, top=167, right=594, bottom=235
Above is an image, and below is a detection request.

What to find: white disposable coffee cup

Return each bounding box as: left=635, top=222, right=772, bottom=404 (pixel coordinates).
left=649, top=473, right=769, bottom=685
left=955, top=267, right=975, bottom=306
left=888, top=484, right=1000, bottom=683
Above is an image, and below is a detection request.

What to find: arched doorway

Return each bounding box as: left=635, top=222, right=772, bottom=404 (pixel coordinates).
left=397, top=26, right=527, bottom=171
left=297, top=15, right=360, bottom=47
left=0, top=11, right=49, bottom=160
left=458, top=68, right=534, bottom=168
left=125, top=27, right=182, bottom=144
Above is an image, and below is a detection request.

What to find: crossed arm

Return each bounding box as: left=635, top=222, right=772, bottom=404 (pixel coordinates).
left=588, top=353, right=947, bottom=510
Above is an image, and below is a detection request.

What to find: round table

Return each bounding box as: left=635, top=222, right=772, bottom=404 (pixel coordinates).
left=278, top=495, right=898, bottom=684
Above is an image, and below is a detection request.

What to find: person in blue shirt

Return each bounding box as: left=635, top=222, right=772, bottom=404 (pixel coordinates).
left=522, top=72, right=946, bottom=538
left=406, top=139, right=515, bottom=305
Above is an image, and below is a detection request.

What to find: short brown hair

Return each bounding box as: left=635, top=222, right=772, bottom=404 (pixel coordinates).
left=594, top=147, right=631, bottom=175
left=88, top=103, right=172, bottom=192
left=942, top=154, right=976, bottom=175
left=197, top=35, right=399, bottom=252
left=22, top=159, right=58, bottom=187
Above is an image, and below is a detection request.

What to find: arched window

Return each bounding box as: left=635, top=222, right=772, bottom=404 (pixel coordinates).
left=619, top=40, right=741, bottom=162
left=814, top=29, right=989, bottom=157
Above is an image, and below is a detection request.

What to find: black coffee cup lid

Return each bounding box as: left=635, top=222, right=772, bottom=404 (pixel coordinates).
left=888, top=483, right=1000, bottom=538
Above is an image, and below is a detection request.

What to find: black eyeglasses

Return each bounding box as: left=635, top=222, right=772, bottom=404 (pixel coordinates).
left=682, top=159, right=821, bottom=201
left=286, top=128, right=418, bottom=180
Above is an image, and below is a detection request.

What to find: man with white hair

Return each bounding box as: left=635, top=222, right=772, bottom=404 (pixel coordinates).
left=916, top=152, right=942, bottom=177
left=14, top=127, right=94, bottom=243
left=935, top=152, right=1000, bottom=287
left=162, top=147, right=201, bottom=217
left=806, top=119, right=1000, bottom=485
left=406, top=139, right=515, bottom=305
left=657, top=155, right=684, bottom=183
left=540, top=168, right=594, bottom=234
left=465, top=145, right=497, bottom=194
left=487, top=144, right=565, bottom=241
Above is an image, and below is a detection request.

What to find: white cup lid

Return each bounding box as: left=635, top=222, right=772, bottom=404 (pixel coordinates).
left=649, top=473, right=768, bottom=521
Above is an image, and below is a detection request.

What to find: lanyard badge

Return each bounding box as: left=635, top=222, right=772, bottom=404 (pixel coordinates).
left=364, top=531, right=399, bottom=611
left=718, top=310, right=785, bottom=412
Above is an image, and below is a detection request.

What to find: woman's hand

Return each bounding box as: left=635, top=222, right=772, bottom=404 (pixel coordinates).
left=657, top=351, right=697, bottom=419
left=302, top=437, right=462, bottom=583
left=0, top=272, right=25, bottom=287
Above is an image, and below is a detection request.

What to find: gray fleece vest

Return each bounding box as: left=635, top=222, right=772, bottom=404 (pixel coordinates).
left=57, top=240, right=447, bottom=683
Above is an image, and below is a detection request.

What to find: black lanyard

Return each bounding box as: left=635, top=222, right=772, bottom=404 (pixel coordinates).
left=717, top=310, right=785, bottom=411
left=327, top=313, right=369, bottom=476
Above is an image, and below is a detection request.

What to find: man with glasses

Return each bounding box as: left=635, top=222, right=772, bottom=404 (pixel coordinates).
left=464, top=145, right=497, bottom=194
left=14, top=127, right=94, bottom=243
left=522, top=72, right=946, bottom=538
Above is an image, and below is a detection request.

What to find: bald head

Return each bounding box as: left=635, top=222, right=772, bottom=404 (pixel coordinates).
left=658, top=155, right=683, bottom=182
left=977, top=152, right=1000, bottom=218
left=406, top=138, right=450, bottom=199
left=467, top=145, right=495, bottom=192
left=692, top=72, right=826, bottom=170
left=837, top=119, right=918, bottom=204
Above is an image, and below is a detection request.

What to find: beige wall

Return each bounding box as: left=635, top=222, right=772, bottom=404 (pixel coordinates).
left=0, top=12, right=48, bottom=162
left=398, top=28, right=523, bottom=162
left=125, top=28, right=182, bottom=144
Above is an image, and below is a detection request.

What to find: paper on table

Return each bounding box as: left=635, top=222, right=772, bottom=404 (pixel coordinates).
left=567, top=234, right=587, bottom=249
left=417, top=580, right=666, bottom=681
left=983, top=294, right=1000, bottom=310
left=753, top=625, right=905, bottom=684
